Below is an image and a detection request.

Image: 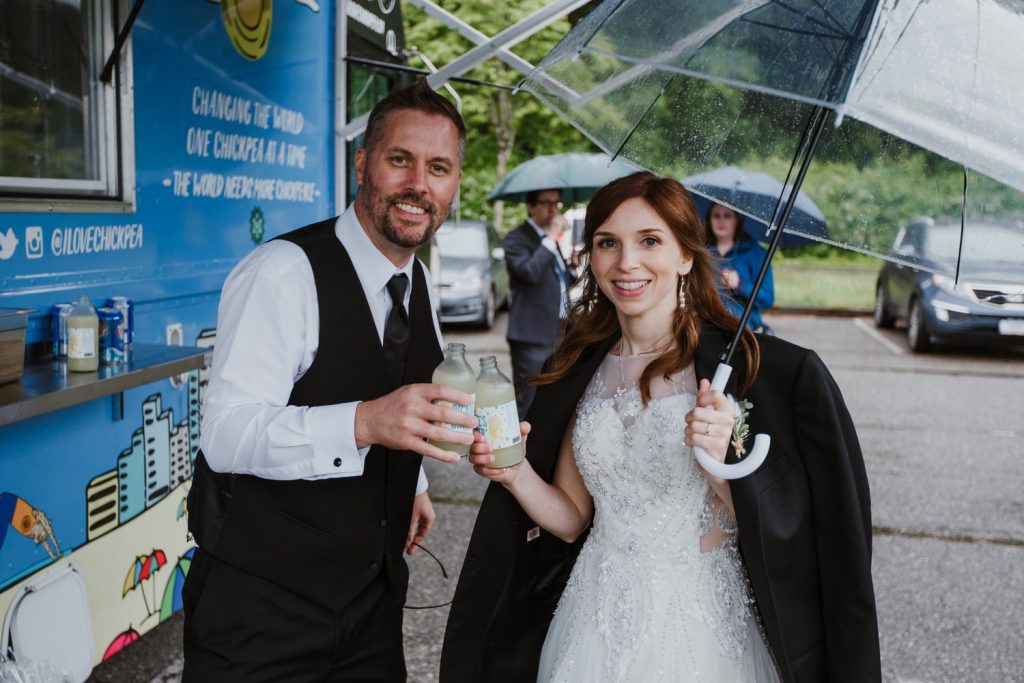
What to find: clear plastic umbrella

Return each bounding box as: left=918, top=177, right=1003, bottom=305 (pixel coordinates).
left=524, top=0, right=1024, bottom=279
left=521, top=0, right=1024, bottom=477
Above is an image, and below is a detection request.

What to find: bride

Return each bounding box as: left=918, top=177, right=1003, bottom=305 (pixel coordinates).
left=440, top=172, right=879, bottom=683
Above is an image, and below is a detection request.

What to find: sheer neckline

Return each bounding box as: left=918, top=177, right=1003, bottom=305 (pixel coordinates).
left=584, top=352, right=697, bottom=404
left=607, top=349, right=665, bottom=359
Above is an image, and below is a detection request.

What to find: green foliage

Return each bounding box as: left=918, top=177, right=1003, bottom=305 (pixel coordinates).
left=407, top=1, right=1024, bottom=254
left=773, top=264, right=876, bottom=309
left=0, top=105, right=86, bottom=179
left=404, top=1, right=596, bottom=229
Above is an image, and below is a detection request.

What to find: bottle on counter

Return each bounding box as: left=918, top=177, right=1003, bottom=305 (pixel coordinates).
left=67, top=296, right=99, bottom=372
left=427, top=342, right=477, bottom=457
left=474, top=355, right=525, bottom=468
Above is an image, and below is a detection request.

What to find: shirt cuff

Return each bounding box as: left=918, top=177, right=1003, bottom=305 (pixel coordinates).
left=415, top=466, right=428, bottom=496
left=309, top=401, right=367, bottom=475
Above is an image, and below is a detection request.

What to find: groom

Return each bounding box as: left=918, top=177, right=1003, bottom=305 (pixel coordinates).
left=183, top=79, right=474, bottom=681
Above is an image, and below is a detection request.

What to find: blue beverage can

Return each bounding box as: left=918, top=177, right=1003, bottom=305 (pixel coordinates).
left=51, top=303, right=72, bottom=358
left=97, top=307, right=125, bottom=365
left=106, top=296, right=134, bottom=346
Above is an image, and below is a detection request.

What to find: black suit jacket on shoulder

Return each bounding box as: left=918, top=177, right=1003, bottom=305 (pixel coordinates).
left=503, top=221, right=570, bottom=345
left=440, top=324, right=880, bottom=683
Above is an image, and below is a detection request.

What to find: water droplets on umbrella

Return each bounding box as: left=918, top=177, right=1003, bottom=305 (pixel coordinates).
left=518, top=0, right=1024, bottom=475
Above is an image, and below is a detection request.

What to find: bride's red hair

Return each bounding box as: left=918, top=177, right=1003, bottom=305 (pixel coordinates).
left=533, top=171, right=760, bottom=402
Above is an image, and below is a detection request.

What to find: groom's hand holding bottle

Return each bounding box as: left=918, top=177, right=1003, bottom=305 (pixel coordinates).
left=355, top=383, right=477, bottom=463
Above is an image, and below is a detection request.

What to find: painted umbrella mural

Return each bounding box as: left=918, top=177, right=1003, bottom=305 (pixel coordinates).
left=102, top=627, right=140, bottom=661
left=159, top=548, right=195, bottom=623
left=123, top=549, right=168, bottom=619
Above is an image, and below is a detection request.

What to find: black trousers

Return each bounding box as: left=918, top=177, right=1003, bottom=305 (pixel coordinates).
left=182, top=548, right=406, bottom=682
left=508, top=340, right=554, bottom=418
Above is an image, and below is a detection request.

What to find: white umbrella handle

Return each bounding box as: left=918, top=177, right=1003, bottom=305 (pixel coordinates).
left=692, top=363, right=770, bottom=480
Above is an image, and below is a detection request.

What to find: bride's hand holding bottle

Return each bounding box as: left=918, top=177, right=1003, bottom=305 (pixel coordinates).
left=468, top=422, right=532, bottom=486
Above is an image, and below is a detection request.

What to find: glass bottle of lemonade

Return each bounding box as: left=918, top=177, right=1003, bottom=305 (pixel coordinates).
left=67, top=296, right=99, bottom=373
left=428, top=342, right=477, bottom=456
left=475, top=356, right=524, bottom=468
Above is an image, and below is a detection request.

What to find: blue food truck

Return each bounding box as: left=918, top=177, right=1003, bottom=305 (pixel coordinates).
left=0, top=1, right=408, bottom=677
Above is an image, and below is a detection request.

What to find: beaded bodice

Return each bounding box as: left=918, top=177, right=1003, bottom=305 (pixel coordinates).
left=572, top=352, right=719, bottom=557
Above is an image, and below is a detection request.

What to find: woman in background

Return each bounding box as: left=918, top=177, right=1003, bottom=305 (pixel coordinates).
left=705, top=202, right=775, bottom=334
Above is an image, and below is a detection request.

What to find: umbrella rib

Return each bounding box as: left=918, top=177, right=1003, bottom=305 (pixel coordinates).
left=739, top=17, right=851, bottom=42
left=806, top=0, right=850, bottom=35
left=343, top=56, right=517, bottom=91
left=767, top=0, right=856, bottom=39
left=851, top=0, right=927, bottom=99
left=608, top=76, right=675, bottom=163
left=574, top=0, right=629, bottom=56
left=722, top=105, right=830, bottom=366
left=584, top=47, right=843, bottom=110
left=955, top=167, right=968, bottom=285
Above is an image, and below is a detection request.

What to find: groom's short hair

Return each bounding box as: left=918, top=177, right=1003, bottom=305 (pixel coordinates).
left=363, top=78, right=466, bottom=162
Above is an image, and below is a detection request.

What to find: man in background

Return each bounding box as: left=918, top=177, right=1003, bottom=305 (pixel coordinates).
left=503, top=188, right=576, bottom=416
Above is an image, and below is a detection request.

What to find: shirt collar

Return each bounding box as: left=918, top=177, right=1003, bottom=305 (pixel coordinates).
left=336, top=203, right=415, bottom=299
left=527, top=218, right=546, bottom=239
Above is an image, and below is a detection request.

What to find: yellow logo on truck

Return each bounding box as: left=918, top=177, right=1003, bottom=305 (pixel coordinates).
left=220, top=0, right=272, bottom=60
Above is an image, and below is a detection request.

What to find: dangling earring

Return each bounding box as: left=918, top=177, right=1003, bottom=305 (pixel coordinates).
left=678, top=275, right=686, bottom=309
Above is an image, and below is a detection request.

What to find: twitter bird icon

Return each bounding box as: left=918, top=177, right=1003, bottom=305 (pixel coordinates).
left=0, top=228, right=19, bottom=260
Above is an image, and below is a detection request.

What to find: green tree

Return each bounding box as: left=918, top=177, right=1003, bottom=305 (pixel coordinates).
left=404, top=1, right=595, bottom=232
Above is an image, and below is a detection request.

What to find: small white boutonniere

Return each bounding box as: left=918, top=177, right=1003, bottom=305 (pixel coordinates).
left=729, top=396, right=753, bottom=457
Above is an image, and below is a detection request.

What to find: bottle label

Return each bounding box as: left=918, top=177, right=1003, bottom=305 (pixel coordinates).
left=475, top=400, right=522, bottom=449
left=68, top=328, right=96, bottom=359
left=433, top=394, right=476, bottom=433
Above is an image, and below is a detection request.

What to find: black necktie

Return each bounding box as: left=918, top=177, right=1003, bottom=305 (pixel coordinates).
left=383, top=273, right=410, bottom=387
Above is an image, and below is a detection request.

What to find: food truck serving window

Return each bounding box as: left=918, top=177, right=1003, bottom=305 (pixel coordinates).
left=0, top=0, right=134, bottom=210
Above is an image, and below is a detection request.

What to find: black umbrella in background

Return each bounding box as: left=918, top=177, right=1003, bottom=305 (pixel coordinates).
left=520, top=0, right=1024, bottom=478
left=683, top=166, right=827, bottom=248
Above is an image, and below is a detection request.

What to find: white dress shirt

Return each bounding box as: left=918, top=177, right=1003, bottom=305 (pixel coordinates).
left=201, top=204, right=442, bottom=494
left=528, top=218, right=569, bottom=318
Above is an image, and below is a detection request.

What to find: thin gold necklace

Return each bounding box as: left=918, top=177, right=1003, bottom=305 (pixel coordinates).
left=613, top=334, right=688, bottom=405
left=615, top=332, right=674, bottom=357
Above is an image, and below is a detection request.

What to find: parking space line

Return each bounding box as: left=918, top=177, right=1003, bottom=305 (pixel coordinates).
left=852, top=317, right=905, bottom=355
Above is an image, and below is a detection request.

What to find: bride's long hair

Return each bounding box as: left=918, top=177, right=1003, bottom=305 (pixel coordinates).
left=534, top=171, right=760, bottom=403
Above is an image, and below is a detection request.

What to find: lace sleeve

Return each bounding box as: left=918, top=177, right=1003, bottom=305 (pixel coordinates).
left=699, top=489, right=738, bottom=553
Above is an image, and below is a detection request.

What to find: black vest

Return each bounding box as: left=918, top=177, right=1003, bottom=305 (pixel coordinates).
left=188, top=218, right=442, bottom=610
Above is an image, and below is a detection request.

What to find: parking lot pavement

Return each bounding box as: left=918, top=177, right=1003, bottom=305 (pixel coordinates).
left=92, top=311, right=1023, bottom=682
left=426, top=313, right=1024, bottom=682
left=874, top=534, right=1024, bottom=682
left=767, top=313, right=1024, bottom=683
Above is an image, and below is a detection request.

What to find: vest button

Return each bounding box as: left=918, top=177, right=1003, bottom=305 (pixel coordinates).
left=369, top=561, right=380, bottom=571
left=333, top=457, right=342, bottom=467
left=379, top=518, right=387, bottom=527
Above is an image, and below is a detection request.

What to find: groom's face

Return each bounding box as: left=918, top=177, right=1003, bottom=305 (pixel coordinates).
left=354, top=109, right=462, bottom=255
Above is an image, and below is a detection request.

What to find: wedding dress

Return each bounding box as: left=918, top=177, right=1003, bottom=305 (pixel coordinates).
left=536, top=351, right=780, bottom=682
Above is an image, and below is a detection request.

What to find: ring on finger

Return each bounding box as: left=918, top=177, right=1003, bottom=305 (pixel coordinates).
left=704, top=422, right=713, bottom=436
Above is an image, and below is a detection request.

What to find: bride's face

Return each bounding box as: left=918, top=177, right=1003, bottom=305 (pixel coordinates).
left=590, top=197, right=693, bottom=324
